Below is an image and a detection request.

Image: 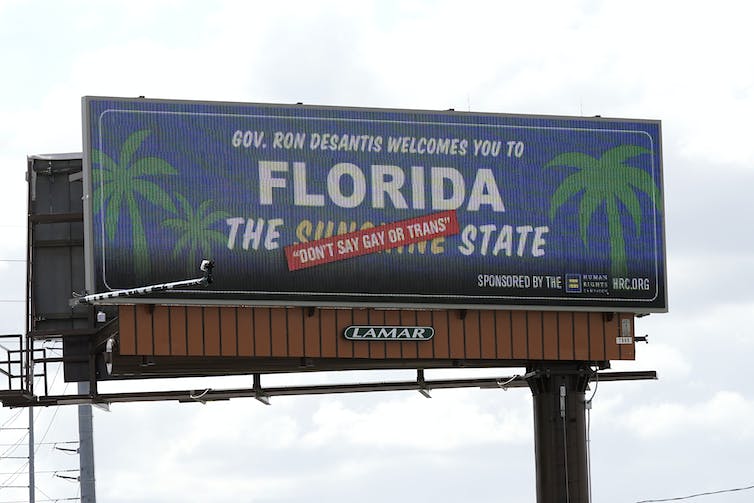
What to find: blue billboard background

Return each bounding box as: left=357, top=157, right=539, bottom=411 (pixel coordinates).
left=83, top=97, right=666, bottom=311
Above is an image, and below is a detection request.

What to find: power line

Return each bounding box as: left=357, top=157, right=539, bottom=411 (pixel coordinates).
left=636, top=484, right=754, bottom=502
left=0, top=407, right=79, bottom=503
left=0, top=499, right=79, bottom=503
left=36, top=483, right=57, bottom=502
left=0, top=469, right=78, bottom=476
left=1, top=409, right=24, bottom=428
left=0, top=367, right=69, bottom=489
left=0, top=442, right=78, bottom=448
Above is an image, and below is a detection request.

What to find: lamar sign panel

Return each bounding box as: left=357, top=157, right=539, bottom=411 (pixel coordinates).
left=82, top=97, right=666, bottom=312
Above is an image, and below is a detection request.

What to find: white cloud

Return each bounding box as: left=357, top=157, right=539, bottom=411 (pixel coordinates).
left=300, top=391, right=531, bottom=450
left=619, top=390, right=754, bottom=439
left=631, top=342, right=692, bottom=381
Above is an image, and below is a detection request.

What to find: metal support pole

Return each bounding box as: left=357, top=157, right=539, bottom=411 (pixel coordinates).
left=526, top=363, right=592, bottom=503
left=78, top=381, right=96, bottom=502
left=28, top=406, right=35, bottom=503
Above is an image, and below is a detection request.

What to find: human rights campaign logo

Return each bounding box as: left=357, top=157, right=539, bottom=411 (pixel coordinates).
left=565, top=274, right=582, bottom=293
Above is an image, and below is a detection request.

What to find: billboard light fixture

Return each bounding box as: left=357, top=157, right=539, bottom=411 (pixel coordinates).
left=104, top=338, right=115, bottom=375
left=188, top=388, right=211, bottom=404
left=70, top=260, right=214, bottom=306
left=496, top=374, right=524, bottom=390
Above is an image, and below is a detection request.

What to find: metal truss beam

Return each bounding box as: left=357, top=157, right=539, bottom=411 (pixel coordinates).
left=0, top=370, right=657, bottom=408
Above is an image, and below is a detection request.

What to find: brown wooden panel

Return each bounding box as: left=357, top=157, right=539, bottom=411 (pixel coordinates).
left=558, top=312, right=574, bottom=360
left=447, top=310, right=465, bottom=359
left=135, top=305, right=153, bottom=355
left=153, top=306, right=170, bottom=356
left=270, top=308, right=287, bottom=357
left=383, top=310, right=402, bottom=359
left=494, top=310, right=512, bottom=359
left=416, top=310, right=435, bottom=359
left=401, top=310, right=419, bottom=359
left=527, top=312, right=543, bottom=360
left=303, top=308, right=321, bottom=357
left=464, top=310, right=481, bottom=359
left=542, top=311, right=559, bottom=360
left=254, top=307, right=271, bottom=357
left=573, top=312, right=589, bottom=360
left=167, top=306, right=187, bottom=356
left=335, top=309, right=354, bottom=358
left=287, top=308, right=305, bottom=357
left=588, top=313, right=605, bottom=361
left=352, top=309, right=370, bottom=358
left=367, top=309, right=386, bottom=359
left=237, top=307, right=253, bottom=357
left=119, top=305, right=136, bottom=355
left=431, top=310, right=450, bottom=359
left=511, top=311, right=527, bottom=359
left=186, top=307, right=204, bottom=356
left=220, top=308, right=237, bottom=357
left=479, top=310, right=496, bottom=359
left=603, top=313, right=620, bottom=360
left=118, top=305, right=636, bottom=362
left=203, top=307, right=221, bottom=356
left=319, top=309, right=337, bottom=357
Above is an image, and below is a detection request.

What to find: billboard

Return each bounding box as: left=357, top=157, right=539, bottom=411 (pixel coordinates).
left=83, top=97, right=666, bottom=312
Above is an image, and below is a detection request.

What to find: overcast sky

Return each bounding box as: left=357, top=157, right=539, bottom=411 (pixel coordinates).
left=1, top=1, right=754, bottom=502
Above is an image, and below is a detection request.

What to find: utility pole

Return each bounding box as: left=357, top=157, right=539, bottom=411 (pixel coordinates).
left=28, top=406, right=35, bottom=503
left=78, top=381, right=96, bottom=502
left=526, top=362, right=592, bottom=503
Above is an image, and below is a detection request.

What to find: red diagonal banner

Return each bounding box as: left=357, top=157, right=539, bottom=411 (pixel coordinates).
left=284, top=210, right=459, bottom=271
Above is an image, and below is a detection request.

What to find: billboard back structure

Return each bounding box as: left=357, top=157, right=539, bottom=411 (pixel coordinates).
left=83, top=97, right=666, bottom=312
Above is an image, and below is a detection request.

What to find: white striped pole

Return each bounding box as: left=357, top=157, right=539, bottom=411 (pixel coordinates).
left=71, top=260, right=213, bottom=305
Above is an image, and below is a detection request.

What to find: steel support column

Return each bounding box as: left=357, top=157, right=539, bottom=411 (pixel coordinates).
left=527, top=362, right=593, bottom=503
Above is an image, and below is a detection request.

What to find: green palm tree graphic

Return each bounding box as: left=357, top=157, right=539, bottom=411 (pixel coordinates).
left=92, top=129, right=178, bottom=280
left=162, top=194, right=230, bottom=275
left=546, top=145, right=662, bottom=277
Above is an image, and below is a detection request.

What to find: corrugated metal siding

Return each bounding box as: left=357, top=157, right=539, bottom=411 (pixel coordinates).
left=27, top=155, right=96, bottom=382
left=119, top=305, right=635, bottom=361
